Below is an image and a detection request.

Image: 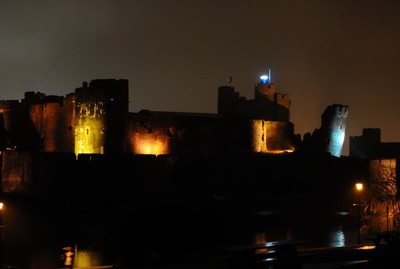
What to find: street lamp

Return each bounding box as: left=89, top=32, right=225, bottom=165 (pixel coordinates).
left=355, top=183, right=363, bottom=245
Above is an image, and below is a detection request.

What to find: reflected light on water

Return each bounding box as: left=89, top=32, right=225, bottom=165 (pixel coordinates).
left=74, top=249, right=91, bottom=268
left=254, top=232, right=269, bottom=253
left=334, top=211, right=350, bottom=216
left=358, top=245, right=376, bottom=250
left=329, top=226, right=345, bottom=247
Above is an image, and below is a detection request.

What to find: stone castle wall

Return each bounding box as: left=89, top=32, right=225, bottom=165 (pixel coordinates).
left=249, top=120, right=295, bottom=153
left=1, top=151, right=34, bottom=193
left=29, top=95, right=75, bottom=153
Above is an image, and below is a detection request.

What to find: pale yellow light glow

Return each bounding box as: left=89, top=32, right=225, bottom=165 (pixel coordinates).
left=0, top=202, right=3, bottom=210
left=355, top=183, right=363, bottom=192
left=75, top=102, right=106, bottom=155
left=249, top=120, right=295, bottom=154
left=75, top=122, right=105, bottom=155
left=74, top=249, right=90, bottom=268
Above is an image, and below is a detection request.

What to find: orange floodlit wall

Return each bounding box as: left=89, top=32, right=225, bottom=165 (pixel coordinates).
left=131, top=131, right=171, bottom=155
left=127, top=113, right=172, bottom=155
left=29, top=95, right=75, bottom=153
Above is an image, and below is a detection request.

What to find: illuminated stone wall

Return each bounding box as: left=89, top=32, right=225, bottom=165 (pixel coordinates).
left=127, top=112, right=295, bottom=156
left=127, top=111, right=223, bottom=156
left=75, top=101, right=106, bottom=154
left=74, top=79, right=129, bottom=155
left=249, top=120, right=295, bottom=154
left=29, top=95, right=75, bottom=153
left=127, top=112, right=173, bottom=155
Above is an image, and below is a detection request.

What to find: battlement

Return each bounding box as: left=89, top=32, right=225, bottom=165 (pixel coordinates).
left=75, top=79, right=129, bottom=101
left=333, top=104, right=349, bottom=116
left=24, top=91, right=47, bottom=103
left=0, top=100, right=20, bottom=109
left=218, top=80, right=290, bottom=122
left=276, top=93, right=289, bottom=99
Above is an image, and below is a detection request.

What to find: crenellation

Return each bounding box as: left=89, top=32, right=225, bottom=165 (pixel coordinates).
left=0, top=100, right=20, bottom=109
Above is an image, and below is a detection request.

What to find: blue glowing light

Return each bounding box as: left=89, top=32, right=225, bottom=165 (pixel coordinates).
left=260, top=75, right=269, bottom=84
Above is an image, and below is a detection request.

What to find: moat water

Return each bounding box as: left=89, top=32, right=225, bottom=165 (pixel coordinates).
left=0, top=196, right=361, bottom=268
left=219, top=210, right=359, bottom=247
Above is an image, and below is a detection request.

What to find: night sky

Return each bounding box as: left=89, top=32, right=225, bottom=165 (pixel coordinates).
left=2, top=0, right=400, bottom=155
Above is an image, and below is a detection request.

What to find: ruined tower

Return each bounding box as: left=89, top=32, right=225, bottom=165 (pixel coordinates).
left=320, top=104, right=349, bottom=157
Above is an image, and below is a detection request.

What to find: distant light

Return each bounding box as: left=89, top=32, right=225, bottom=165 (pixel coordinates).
left=0, top=202, right=3, bottom=210
left=260, top=75, right=269, bottom=84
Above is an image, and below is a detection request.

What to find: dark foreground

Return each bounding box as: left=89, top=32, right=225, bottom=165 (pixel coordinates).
left=106, top=243, right=400, bottom=269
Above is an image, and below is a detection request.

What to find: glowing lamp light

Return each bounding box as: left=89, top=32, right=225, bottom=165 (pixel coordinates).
left=355, top=183, right=363, bottom=192
left=260, top=75, right=269, bottom=84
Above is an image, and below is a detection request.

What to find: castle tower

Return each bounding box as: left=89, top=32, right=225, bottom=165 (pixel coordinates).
left=28, top=93, right=75, bottom=153
left=254, top=76, right=276, bottom=120
left=0, top=100, right=20, bottom=149
left=254, top=71, right=290, bottom=121
left=320, top=104, right=349, bottom=157
left=217, top=86, right=238, bottom=116
left=74, top=79, right=129, bottom=155
left=218, top=70, right=291, bottom=121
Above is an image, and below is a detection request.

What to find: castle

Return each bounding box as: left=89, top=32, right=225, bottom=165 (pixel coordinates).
left=0, top=74, right=348, bottom=158
left=6, top=73, right=397, bottom=268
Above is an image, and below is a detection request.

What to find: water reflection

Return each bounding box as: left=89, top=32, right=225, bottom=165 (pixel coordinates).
left=246, top=210, right=357, bottom=248
left=0, top=197, right=361, bottom=268
left=329, top=226, right=345, bottom=247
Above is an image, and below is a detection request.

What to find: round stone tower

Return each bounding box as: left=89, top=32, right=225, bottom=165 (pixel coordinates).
left=74, top=79, right=129, bottom=155
left=321, top=104, right=349, bottom=157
